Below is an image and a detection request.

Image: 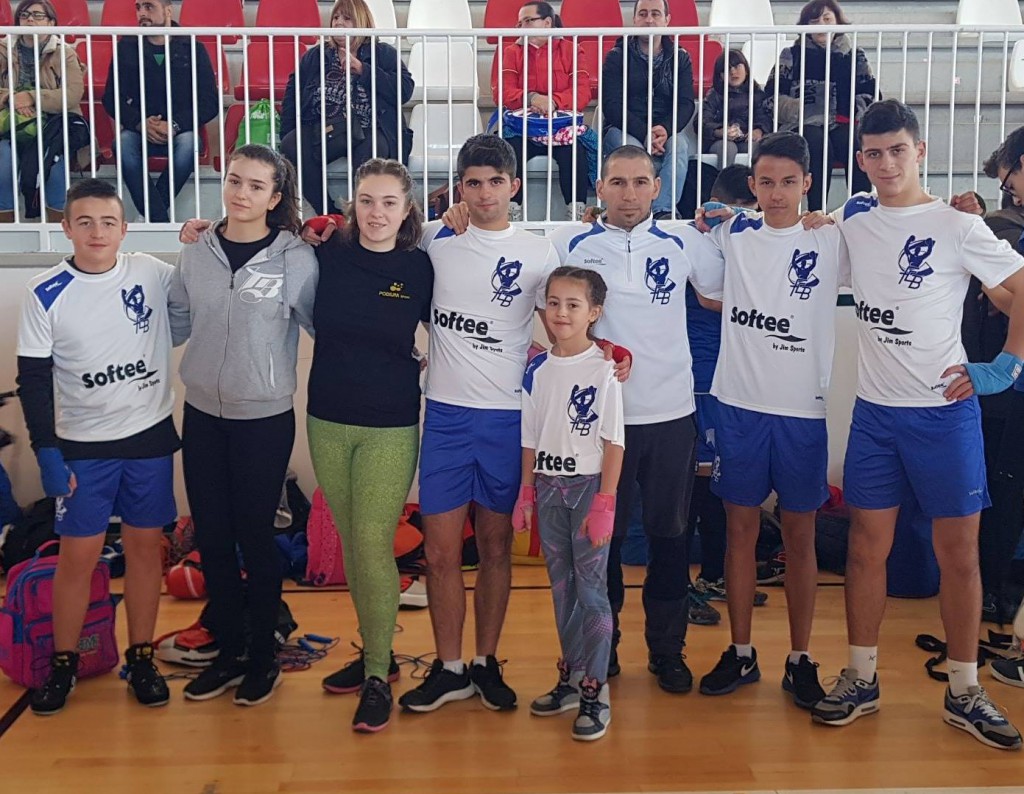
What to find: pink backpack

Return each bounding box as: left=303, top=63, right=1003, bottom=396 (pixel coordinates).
left=0, top=541, right=119, bottom=689
left=305, top=488, right=347, bottom=586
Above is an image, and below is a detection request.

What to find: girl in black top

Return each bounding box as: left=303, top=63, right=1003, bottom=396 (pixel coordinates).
left=701, top=49, right=772, bottom=167
left=307, top=158, right=433, bottom=733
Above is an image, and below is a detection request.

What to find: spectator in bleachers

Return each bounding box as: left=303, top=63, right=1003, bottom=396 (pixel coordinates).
left=764, top=0, right=873, bottom=212
left=492, top=2, right=592, bottom=221
left=0, top=0, right=87, bottom=222
left=601, top=0, right=695, bottom=219
left=102, top=0, right=218, bottom=222
left=701, top=50, right=771, bottom=168
left=281, top=0, right=413, bottom=216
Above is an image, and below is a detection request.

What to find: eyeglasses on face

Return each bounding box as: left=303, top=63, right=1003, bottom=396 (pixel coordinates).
left=516, top=16, right=545, bottom=27
left=19, top=11, right=52, bottom=21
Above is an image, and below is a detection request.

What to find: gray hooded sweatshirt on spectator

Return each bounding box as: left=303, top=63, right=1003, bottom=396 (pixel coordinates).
left=169, top=223, right=318, bottom=420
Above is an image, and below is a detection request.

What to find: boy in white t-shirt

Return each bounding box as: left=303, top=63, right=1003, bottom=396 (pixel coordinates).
left=695, top=132, right=848, bottom=710
left=805, top=100, right=1024, bottom=751
left=16, top=180, right=181, bottom=716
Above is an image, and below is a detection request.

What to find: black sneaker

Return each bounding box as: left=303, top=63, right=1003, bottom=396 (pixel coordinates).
left=648, top=654, right=693, bottom=693
left=782, top=655, right=826, bottom=709
left=233, top=663, right=282, bottom=706
left=756, top=550, right=787, bottom=585
left=607, top=644, right=621, bottom=678
left=124, top=642, right=170, bottom=707
left=183, top=657, right=249, bottom=701
left=352, top=676, right=393, bottom=733
left=30, top=651, right=79, bottom=716
left=323, top=651, right=400, bottom=694
left=470, top=656, right=517, bottom=711
left=695, top=576, right=768, bottom=607
left=398, top=660, right=474, bottom=712
left=699, top=646, right=761, bottom=696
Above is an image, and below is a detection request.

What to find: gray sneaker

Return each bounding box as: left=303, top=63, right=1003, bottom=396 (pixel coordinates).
left=943, top=685, right=1022, bottom=750
left=530, top=659, right=581, bottom=716
left=572, top=676, right=610, bottom=741
left=811, top=668, right=880, bottom=726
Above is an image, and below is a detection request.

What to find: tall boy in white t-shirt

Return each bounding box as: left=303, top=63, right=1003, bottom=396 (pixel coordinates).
left=695, top=132, right=848, bottom=710
left=806, top=100, right=1024, bottom=751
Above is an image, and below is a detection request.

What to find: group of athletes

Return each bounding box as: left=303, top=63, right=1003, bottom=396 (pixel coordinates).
left=13, top=96, right=1024, bottom=748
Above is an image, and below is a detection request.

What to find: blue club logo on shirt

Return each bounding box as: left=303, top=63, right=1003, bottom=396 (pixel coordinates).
left=898, top=235, right=935, bottom=289
left=567, top=384, right=598, bottom=436
left=788, top=249, right=820, bottom=300
left=645, top=257, right=676, bottom=304
left=121, top=284, right=152, bottom=333
left=491, top=257, right=523, bottom=307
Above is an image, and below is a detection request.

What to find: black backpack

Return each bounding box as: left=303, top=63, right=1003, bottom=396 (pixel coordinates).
left=1, top=498, right=58, bottom=574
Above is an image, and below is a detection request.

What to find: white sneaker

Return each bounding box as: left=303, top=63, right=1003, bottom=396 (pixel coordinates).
left=567, top=201, right=586, bottom=221
left=399, top=577, right=427, bottom=609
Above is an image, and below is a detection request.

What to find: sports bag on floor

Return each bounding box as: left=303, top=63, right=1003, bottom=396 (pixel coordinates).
left=0, top=541, right=118, bottom=688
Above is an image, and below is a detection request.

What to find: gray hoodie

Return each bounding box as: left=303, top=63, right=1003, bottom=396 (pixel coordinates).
left=169, top=223, right=318, bottom=420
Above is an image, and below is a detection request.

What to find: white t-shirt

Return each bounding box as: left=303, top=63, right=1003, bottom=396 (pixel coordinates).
left=548, top=216, right=724, bottom=424
left=17, top=253, right=175, bottom=442
left=521, top=345, right=625, bottom=477
left=421, top=221, right=560, bottom=410
left=836, top=193, right=1024, bottom=407
left=710, top=214, right=849, bottom=418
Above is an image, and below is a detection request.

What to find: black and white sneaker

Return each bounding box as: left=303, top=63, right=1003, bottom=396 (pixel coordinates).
left=699, top=646, right=761, bottom=696
left=124, top=642, right=170, bottom=707
left=782, top=655, right=826, bottom=709
left=183, top=657, right=248, bottom=701
left=991, top=657, right=1024, bottom=689
left=648, top=654, right=693, bottom=693
left=322, top=651, right=400, bottom=694
left=470, top=656, right=517, bottom=710
left=233, top=663, right=282, bottom=706
left=530, top=659, right=581, bottom=716
left=398, top=660, right=474, bottom=712
left=756, top=550, right=787, bottom=585
left=30, top=651, right=78, bottom=716
left=572, top=676, right=610, bottom=741
left=352, top=676, right=393, bottom=733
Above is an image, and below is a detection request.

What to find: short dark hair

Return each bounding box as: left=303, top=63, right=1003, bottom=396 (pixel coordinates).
left=797, top=0, right=849, bottom=27
left=601, top=144, right=656, bottom=179
left=752, top=131, right=811, bottom=175
left=633, top=0, right=669, bottom=15
left=64, top=179, right=124, bottom=220
left=858, top=99, right=920, bottom=144
left=14, top=0, right=58, bottom=23
left=711, top=164, right=756, bottom=206
left=457, top=134, right=517, bottom=182
left=984, top=126, right=1024, bottom=180
left=522, top=2, right=562, bottom=27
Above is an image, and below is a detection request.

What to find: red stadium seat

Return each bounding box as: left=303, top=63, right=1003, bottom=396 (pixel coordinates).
left=100, top=0, right=137, bottom=26
left=483, top=0, right=521, bottom=46
left=0, top=3, right=11, bottom=26
left=255, top=0, right=322, bottom=45
left=668, top=0, right=725, bottom=93
left=559, top=0, right=622, bottom=90
left=49, top=0, right=90, bottom=40
left=233, top=40, right=307, bottom=101
left=180, top=0, right=244, bottom=45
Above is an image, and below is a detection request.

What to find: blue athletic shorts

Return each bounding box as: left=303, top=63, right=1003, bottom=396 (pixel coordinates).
left=843, top=397, right=990, bottom=518
left=419, top=400, right=521, bottom=516
left=694, top=393, right=720, bottom=467
left=711, top=403, right=829, bottom=513
left=55, top=456, right=177, bottom=537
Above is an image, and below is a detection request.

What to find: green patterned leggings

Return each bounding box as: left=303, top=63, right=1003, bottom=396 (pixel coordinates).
left=307, top=416, right=419, bottom=680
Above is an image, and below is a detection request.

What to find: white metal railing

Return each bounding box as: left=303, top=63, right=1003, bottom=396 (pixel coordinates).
left=0, top=22, right=1022, bottom=239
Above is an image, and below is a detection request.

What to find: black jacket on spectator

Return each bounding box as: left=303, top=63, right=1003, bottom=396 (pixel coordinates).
left=701, top=84, right=772, bottom=143
left=101, top=22, right=218, bottom=134
left=764, top=35, right=875, bottom=130
left=281, top=41, right=414, bottom=163
left=601, top=35, right=695, bottom=142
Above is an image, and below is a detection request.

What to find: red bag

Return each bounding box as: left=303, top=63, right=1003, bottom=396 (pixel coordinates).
left=305, top=488, right=347, bottom=586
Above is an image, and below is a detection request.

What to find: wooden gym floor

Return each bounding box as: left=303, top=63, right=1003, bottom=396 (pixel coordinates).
left=1, top=565, right=1023, bottom=794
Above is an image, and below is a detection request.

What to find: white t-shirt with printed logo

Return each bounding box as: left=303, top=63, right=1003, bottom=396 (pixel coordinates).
left=836, top=194, right=1024, bottom=407
left=521, top=345, right=625, bottom=477
left=548, top=216, right=725, bottom=424
left=17, top=253, right=175, bottom=442
left=421, top=221, right=561, bottom=410
left=710, top=214, right=849, bottom=418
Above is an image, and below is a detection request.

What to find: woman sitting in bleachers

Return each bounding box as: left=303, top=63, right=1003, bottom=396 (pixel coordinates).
left=0, top=0, right=87, bottom=222
left=280, top=0, right=413, bottom=215
left=701, top=49, right=772, bottom=168
left=492, top=2, right=592, bottom=221
left=764, top=0, right=874, bottom=212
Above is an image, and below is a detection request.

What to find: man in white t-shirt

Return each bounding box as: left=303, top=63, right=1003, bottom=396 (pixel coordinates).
left=804, top=100, right=1024, bottom=751
left=692, top=132, right=847, bottom=710
left=15, top=180, right=180, bottom=717
left=547, top=146, right=724, bottom=693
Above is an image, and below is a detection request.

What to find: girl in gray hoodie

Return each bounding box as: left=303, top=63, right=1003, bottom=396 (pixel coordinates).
left=170, top=145, right=318, bottom=706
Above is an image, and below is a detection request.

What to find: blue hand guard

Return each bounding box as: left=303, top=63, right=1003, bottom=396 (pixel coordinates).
left=963, top=351, right=1024, bottom=396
